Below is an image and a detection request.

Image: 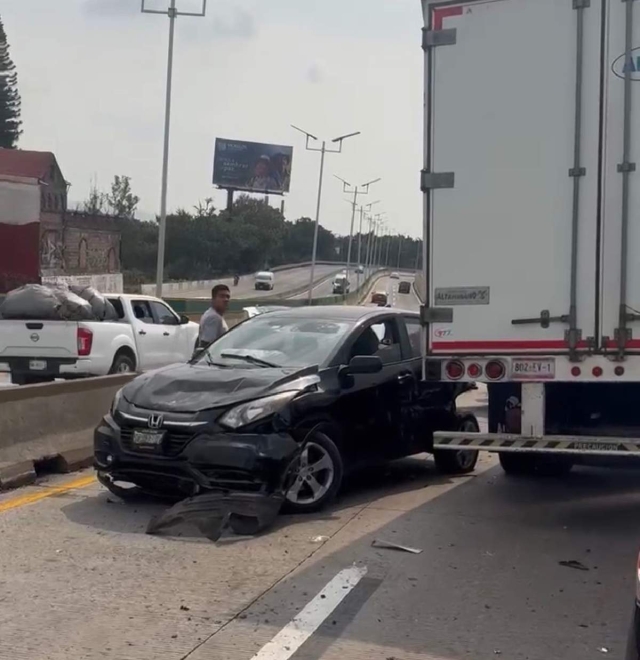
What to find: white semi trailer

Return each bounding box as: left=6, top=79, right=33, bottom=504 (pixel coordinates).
left=420, top=0, right=640, bottom=474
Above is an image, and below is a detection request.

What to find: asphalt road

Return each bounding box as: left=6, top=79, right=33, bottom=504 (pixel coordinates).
left=181, top=264, right=342, bottom=300
left=1, top=275, right=636, bottom=659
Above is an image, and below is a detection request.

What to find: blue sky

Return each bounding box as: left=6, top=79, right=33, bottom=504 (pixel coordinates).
left=3, top=0, right=423, bottom=237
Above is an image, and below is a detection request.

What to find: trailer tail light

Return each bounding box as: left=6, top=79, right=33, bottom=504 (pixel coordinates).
left=445, top=360, right=465, bottom=380
left=571, top=366, right=581, bottom=377
left=615, top=365, right=625, bottom=377
left=592, top=366, right=603, bottom=378
left=485, top=360, right=505, bottom=381
left=467, top=363, right=482, bottom=379
left=77, top=327, right=93, bottom=356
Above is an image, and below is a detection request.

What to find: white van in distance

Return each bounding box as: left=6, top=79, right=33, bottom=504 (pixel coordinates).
left=254, top=271, right=275, bottom=291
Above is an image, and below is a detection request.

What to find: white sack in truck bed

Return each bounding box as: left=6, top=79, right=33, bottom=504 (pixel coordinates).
left=0, top=284, right=117, bottom=321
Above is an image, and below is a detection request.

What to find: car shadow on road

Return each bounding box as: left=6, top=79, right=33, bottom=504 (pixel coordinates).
left=59, top=455, right=457, bottom=543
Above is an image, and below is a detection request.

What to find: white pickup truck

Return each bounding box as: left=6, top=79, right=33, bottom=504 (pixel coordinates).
left=0, top=294, right=200, bottom=385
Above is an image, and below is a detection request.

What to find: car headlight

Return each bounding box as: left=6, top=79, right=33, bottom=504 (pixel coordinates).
left=111, top=388, right=123, bottom=415
left=219, top=391, right=298, bottom=429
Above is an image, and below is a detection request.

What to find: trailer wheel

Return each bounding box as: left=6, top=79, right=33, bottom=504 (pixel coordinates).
left=433, top=415, right=479, bottom=474
left=499, top=452, right=573, bottom=477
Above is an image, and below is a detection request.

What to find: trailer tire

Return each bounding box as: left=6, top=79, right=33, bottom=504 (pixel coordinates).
left=433, top=415, right=479, bottom=474
left=499, top=452, right=573, bottom=477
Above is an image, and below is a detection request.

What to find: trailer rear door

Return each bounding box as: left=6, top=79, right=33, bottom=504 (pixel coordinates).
left=600, top=0, right=640, bottom=355
left=424, top=0, right=602, bottom=355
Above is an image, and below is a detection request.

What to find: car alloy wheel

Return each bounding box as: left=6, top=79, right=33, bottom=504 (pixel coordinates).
left=286, top=441, right=335, bottom=506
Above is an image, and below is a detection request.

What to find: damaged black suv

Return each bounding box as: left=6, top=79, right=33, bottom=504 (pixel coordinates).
left=95, top=306, right=478, bottom=513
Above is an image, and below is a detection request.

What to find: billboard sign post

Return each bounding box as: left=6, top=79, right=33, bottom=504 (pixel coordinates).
left=213, top=138, right=293, bottom=196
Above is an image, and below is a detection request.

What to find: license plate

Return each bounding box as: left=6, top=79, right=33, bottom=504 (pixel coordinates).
left=511, top=358, right=555, bottom=380
left=132, top=430, right=165, bottom=450
left=29, top=360, right=47, bottom=371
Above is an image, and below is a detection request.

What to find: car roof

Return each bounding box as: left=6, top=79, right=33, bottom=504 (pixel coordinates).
left=257, top=305, right=418, bottom=322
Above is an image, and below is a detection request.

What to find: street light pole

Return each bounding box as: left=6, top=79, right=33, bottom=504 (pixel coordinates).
left=142, top=0, right=207, bottom=298
left=396, top=233, right=403, bottom=270
left=335, top=176, right=381, bottom=289
left=291, top=125, right=360, bottom=303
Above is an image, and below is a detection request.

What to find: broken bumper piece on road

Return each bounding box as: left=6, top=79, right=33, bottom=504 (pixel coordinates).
left=95, top=419, right=303, bottom=538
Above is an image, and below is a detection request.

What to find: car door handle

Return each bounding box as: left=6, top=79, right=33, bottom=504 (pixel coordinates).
left=138, top=329, right=147, bottom=336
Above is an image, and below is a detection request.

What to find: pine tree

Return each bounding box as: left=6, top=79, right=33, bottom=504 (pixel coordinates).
left=0, top=16, right=22, bottom=149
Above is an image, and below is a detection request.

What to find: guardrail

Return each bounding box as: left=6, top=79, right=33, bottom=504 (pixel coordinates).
left=167, top=268, right=390, bottom=320
left=0, top=374, right=135, bottom=489
left=140, top=260, right=352, bottom=295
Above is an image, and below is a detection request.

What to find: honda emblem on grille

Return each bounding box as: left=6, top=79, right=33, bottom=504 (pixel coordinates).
left=148, top=414, right=164, bottom=430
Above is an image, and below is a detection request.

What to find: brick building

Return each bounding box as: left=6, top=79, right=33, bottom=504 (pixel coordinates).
left=0, top=149, right=122, bottom=292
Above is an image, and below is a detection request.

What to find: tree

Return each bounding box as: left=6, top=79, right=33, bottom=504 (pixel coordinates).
left=83, top=182, right=106, bottom=215
left=0, top=16, right=22, bottom=148
left=106, top=175, right=139, bottom=218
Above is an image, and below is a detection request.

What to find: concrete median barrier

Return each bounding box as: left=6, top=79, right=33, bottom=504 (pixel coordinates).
left=0, top=373, right=134, bottom=490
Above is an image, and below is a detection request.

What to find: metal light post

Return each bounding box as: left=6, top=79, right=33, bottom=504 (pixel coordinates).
left=396, top=233, right=403, bottom=270
left=385, top=226, right=393, bottom=267
left=335, top=176, right=380, bottom=288
left=291, top=125, right=360, bottom=303
left=142, top=0, right=207, bottom=298
left=371, top=214, right=386, bottom=269
left=356, top=200, right=379, bottom=286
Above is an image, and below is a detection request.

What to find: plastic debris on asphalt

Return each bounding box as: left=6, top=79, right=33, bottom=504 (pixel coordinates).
left=559, top=560, right=590, bottom=571
left=372, top=539, right=423, bottom=554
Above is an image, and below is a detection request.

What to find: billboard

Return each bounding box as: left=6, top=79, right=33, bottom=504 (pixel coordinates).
left=213, top=138, right=293, bottom=194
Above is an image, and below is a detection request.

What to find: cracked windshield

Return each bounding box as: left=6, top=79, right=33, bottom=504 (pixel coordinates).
left=0, top=0, right=639, bottom=658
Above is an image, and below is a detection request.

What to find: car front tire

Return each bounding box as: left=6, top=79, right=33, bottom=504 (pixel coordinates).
left=283, top=430, right=344, bottom=514
left=433, top=415, right=479, bottom=474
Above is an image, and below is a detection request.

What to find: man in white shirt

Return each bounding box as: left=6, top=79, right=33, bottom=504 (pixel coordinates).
left=198, top=284, right=230, bottom=349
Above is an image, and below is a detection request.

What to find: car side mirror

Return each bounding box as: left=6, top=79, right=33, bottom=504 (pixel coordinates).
left=338, top=355, right=383, bottom=388
left=348, top=356, right=383, bottom=374
left=179, top=314, right=190, bottom=325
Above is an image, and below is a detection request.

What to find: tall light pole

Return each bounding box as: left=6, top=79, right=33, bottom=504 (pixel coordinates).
left=291, top=126, right=360, bottom=303
left=357, top=200, right=379, bottom=286
left=142, top=0, right=207, bottom=298
left=335, top=176, right=381, bottom=288
left=396, top=233, right=403, bottom=270
left=385, top=226, right=393, bottom=267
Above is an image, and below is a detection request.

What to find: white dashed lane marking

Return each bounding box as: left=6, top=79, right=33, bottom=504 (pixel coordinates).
left=249, top=566, right=368, bottom=660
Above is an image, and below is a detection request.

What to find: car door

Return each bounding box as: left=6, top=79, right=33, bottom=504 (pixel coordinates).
left=401, top=314, right=457, bottom=452
left=149, top=300, right=184, bottom=365
left=129, top=299, right=166, bottom=370
left=332, top=316, right=409, bottom=465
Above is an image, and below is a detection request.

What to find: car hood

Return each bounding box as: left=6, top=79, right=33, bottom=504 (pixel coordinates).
left=122, top=362, right=320, bottom=413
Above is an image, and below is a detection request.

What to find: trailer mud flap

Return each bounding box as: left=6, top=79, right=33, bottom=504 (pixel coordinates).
left=434, top=431, right=640, bottom=456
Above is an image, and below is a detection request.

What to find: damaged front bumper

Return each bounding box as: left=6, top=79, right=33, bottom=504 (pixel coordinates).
left=94, top=414, right=301, bottom=498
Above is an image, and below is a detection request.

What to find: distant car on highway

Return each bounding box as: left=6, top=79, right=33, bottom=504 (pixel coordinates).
left=0, top=294, right=199, bottom=385
left=355, top=265, right=364, bottom=274
left=254, top=271, right=275, bottom=291
left=398, top=281, right=411, bottom=295
left=626, top=550, right=640, bottom=659
left=332, top=275, right=351, bottom=295
left=371, top=291, right=388, bottom=306
left=390, top=272, right=400, bottom=279
left=96, top=306, right=479, bottom=514
left=242, top=305, right=289, bottom=320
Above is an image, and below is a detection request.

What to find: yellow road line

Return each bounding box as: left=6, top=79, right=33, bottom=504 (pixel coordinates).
left=0, top=475, right=97, bottom=513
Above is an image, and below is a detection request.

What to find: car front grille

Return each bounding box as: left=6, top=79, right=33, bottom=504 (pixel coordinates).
left=119, top=426, right=194, bottom=457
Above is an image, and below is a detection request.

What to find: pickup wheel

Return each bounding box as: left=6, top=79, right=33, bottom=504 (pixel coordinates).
left=109, top=352, right=136, bottom=374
